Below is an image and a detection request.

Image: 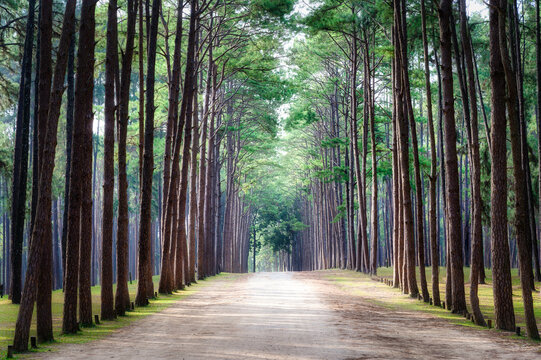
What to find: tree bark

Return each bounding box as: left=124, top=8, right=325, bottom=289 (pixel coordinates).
left=488, top=0, right=516, bottom=331
left=10, top=0, right=36, bottom=305
left=76, top=0, right=97, bottom=328
left=497, top=0, right=539, bottom=339
left=115, top=0, right=137, bottom=316
left=174, top=0, right=198, bottom=288
left=437, top=0, right=466, bottom=313
left=420, top=0, right=440, bottom=307
left=62, top=30, right=75, bottom=286
left=101, top=0, right=119, bottom=321
left=136, top=0, right=161, bottom=306
left=458, top=0, right=485, bottom=326
left=159, top=0, right=183, bottom=294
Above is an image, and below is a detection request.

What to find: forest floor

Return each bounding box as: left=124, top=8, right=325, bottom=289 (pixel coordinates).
left=0, top=274, right=231, bottom=359
left=22, top=271, right=541, bottom=360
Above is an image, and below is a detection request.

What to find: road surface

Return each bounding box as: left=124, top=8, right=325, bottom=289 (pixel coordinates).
left=33, top=272, right=541, bottom=359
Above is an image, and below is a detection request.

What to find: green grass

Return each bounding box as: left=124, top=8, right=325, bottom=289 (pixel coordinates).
left=324, top=267, right=541, bottom=342
left=0, top=273, right=235, bottom=359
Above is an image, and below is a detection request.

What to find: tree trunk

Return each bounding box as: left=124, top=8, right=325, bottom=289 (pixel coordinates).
left=101, top=0, right=119, bottom=321
left=138, top=0, right=145, bottom=188
left=497, top=0, right=539, bottom=339
left=159, top=0, right=183, bottom=294
left=488, top=0, right=516, bottom=331
left=437, top=0, right=466, bottom=313
left=458, top=0, right=485, bottom=326
left=77, top=0, right=97, bottom=328
left=115, top=0, right=136, bottom=316
left=420, top=0, right=440, bottom=307
left=394, top=0, right=418, bottom=297
left=198, top=29, right=213, bottom=279
left=62, top=31, right=75, bottom=286
left=9, top=0, right=36, bottom=305
left=175, top=0, right=198, bottom=288
left=136, top=0, right=161, bottom=307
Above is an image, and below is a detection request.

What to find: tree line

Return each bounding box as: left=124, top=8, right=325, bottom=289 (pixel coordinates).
left=0, top=0, right=291, bottom=352
left=267, top=0, right=541, bottom=341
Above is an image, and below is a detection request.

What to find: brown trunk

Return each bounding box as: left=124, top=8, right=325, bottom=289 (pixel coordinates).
left=159, top=0, right=183, bottom=294
left=488, top=0, right=516, bottom=331
left=175, top=0, right=198, bottom=288
left=34, top=0, right=53, bottom=339
left=437, top=0, right=466, bottom=313
left=349, top=11, right=363, bottom=273
left=198, top=30, right=213, bottom=279
left=101, top=0, right=119, bottom=321
left=62, top=32, right=75, bottom=287
left=115, top=0, right=137, bottom=316
left=420, top=0, right=440, bottom=306
left=138, top=0, right=145, bottom=188
left=77, top=0, right=97, bottom=328
left=136, top=0, right=161, bottom=307
left=497, top=0, right=539, bottom=339
left=10, top=0, right=36, bottom=305
left=458, top=0, right=485, bottom=326
left=188, top=25, right=200, bottom=283
left=394, top=0, right=418, bottom=297
left=368, top=45, right=378, bottom=276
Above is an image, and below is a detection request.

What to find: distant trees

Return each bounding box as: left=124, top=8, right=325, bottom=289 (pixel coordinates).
left=286, top=0, right=541, bottom=339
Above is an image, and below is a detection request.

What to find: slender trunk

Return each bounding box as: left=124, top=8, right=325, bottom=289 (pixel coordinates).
left=10, top=0, right=36, bottom=305
left=498, top=0, right=539, bottom=339
left=138, top=0, right=145, bottom=187
left=459, top=0, right=485, bottom=326
left=77, top=0, right=97, bottom=328
left=175, top=0, right=198, bottom=288
left=101, top=0, right=119, bottom=321
left=115, top=0, right=137, bottom=316
left=159, top=0, right=183, bottom=294
left=135, top=0, right=161, bottom=306
left=437, top=0, right=466, bottom=313
left=489, top=0, right=516, bottom=331
left=421, top=0, right=440, bottom=306
left=394, top=0, right=418, bottom=297
left=198, top=30, right=213, bottom=279
left=62, top=31, right=75, bottom=286
left=188, top=25, right=200, bottom=284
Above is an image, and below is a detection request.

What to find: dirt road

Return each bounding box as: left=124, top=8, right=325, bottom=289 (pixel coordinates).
left=34, top=272, right=541, bottom=359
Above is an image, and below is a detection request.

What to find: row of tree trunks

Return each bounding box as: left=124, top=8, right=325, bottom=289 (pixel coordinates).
left=437, top=0, right=466, bottom=314
left=159, top=0, right=184, bottom=294
left=13, top=0, right=77, bottom=349
left=393, top=0, right=418, bottom=298
left=115, top=0, right=137, bottom=317
left=135, top=0, right=161, bottom=307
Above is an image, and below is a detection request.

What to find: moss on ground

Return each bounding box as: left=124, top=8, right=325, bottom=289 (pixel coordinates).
left=0, top=273, right=235, bottom=359
left=324, top=267, right=541, bottom=343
